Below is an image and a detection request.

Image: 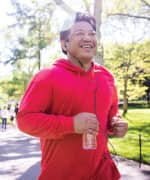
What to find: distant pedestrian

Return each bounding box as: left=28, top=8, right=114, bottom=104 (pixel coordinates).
left=15, top=103, right=19, bottom=115
left=10, top=103, right=19, bottom=127
left=9, top=104, right=16, bottom=126
left=1, top=106, right=9, bottom=131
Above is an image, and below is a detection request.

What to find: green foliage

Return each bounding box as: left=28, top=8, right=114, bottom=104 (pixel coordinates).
left=104, top=0, right=150, bottom=18
left=0, top=64, right=34, bottom=104
left=111, top=0, right=142, bottom=13
left=109, top=108, right=150, bottom=164
left=7, top=0, right=56, bottom=70
left=105, top=41, right=150, bottom=101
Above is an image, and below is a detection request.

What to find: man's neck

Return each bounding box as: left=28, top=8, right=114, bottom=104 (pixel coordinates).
left=67, top=55, right=92, bottom=71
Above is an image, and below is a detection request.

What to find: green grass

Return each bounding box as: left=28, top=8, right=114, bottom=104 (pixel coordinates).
left=109, top=108, right=150, bottom=164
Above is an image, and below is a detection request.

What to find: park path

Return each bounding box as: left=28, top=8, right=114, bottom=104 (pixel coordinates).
left=0, top=125, right=150, bottom=180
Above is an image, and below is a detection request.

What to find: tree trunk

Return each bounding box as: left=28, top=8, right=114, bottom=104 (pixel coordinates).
left=38, top=49, right=41, bottom=70
left=146, top=87, right=150, bottom=106
left=123, top=76, right=128, bottom=116
left=37, top=20, right=41, bottom=70
left=94, top=0, right=103, bottom=65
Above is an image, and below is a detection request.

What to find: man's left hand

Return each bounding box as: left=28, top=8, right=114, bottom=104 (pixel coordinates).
left=110, top=114, right=128, bottom=137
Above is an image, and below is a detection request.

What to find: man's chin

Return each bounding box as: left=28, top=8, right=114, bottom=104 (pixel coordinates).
left=80, top=56, right=93, bottom=63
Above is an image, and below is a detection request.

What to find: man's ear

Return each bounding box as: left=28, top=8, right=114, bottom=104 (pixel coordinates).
left=61, top=40, right=67, bottom=52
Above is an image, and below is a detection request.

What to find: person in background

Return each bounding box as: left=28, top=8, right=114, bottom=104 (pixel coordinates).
left=9, top=104, right=17, bottom=127
left=17, top=12, right=128, bottom=180
left=1, top=106, right=9, bottom=131
left=15, top=103, right=19, bottom=115
left=9, top=105, right=14, bottom=123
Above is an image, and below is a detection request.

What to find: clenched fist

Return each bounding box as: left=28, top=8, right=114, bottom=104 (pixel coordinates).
left=110, top=114, right=128, bottom=137
left=73, top=112, right=99, bottom=134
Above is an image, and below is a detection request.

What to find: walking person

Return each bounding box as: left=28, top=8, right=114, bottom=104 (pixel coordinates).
left=15, top=103, right=19, bottom=115
left=11, top=103, right=19, bottom=127
left=1, top=106, right=9, bottom=131
left=17, top=12, right=128, bottom=180
left=9, top=104, right=16, bottom=127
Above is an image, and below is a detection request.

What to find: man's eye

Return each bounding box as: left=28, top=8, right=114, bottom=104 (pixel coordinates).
left=89, top=32, right=96, bottom=36
left=73, top=31, right=96, bottom=38
left=75, top=32, right=84, bottom=36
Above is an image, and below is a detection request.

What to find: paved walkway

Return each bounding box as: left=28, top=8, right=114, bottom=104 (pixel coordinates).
left=0, top=125, right=150, bottom=180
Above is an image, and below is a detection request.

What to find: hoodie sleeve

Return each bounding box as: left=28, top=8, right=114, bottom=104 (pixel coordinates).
left=107, top=80, right=120, bottom=133
left=100, top=66, right=119, bottom=122
left=17, top=69, right=74, bottom=139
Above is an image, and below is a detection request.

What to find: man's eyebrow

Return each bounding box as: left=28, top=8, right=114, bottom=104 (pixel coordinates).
left=73, top=29, right=84, bottom=32
left=74, top=29, right=95, bottom=32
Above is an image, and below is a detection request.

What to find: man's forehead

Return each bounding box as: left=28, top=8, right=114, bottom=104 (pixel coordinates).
left=70, top=21, right=94, bottom=32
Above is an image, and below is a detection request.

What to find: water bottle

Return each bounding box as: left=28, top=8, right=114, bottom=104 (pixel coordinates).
left=82, top=131, right=97, bottom=150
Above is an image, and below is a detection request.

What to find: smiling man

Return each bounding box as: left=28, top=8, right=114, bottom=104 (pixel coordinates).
left=17, top=12, right=128, bottom=180
left=60, top=13, right=97, bottom=71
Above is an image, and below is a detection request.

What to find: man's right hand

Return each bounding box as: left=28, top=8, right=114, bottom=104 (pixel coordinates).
left=73, top=112, right=99, bottom=134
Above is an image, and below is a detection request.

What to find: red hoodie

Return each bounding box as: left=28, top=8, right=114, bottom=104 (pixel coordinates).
left=17, top=59, right=120, bottom=180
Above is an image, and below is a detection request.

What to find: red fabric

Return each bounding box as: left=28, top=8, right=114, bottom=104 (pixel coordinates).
left=17, top=59, right=120, bottom=180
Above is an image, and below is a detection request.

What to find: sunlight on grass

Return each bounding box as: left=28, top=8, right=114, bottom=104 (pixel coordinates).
left=109, top=108, right=150, bottom=164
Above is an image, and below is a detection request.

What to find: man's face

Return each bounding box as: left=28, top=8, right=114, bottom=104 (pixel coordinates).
left=66, top=21, right=97, bottom=63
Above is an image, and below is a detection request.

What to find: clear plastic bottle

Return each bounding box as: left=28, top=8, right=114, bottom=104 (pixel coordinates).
left=82, top=132, right=97, bottom=150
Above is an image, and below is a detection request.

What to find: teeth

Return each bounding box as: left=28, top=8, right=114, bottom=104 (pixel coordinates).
left=81, top=45, right=92, bottom=48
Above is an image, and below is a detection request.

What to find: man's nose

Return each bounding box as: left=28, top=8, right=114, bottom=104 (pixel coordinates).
left=82, top=33, right=91, bottom=40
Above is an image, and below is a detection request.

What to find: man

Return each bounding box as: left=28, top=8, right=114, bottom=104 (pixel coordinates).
left=17, top=12, right=128, bottom=180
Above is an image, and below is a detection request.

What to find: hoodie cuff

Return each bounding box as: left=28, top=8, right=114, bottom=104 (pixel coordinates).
left=63, top=116, right=74, bottom=134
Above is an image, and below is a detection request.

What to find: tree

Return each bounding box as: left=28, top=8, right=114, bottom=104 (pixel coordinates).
left=101, top=0, right=150, bottom=113
left=144, top=79, right=150, bottom=106
left=7, top=0, right=55, bottom=70
left=108, top=0, right=150, bottom=21
left=105, top=41, right=150, bottom=115
left=1, top=0, right=150, bottom=103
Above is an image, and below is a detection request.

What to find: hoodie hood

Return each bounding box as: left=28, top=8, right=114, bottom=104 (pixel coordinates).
left=53, top=58, right=95, bottom=75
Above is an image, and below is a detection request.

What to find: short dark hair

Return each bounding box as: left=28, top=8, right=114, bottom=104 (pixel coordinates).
left=60, top=12, right=96, bottom=54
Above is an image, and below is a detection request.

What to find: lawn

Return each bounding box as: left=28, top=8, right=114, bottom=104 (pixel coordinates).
left=109, top=108, right=150, bottom=165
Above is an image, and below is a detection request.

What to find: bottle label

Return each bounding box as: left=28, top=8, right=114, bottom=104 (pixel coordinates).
left=83, top=132, right=97, bottom=150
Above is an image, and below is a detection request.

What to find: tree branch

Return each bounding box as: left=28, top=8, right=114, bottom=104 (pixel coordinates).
left=54, top=0, right=75, bottom=14
left=83, top=0, right=91, bottom=14
left=141, top=0, right=150, bottom=8
left=108, top=13, right=150, bottom=21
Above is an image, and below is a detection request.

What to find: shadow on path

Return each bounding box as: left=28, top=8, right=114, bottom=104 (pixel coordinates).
left=16, top=161, right=40, bottom=180
left=0, top=127, right=41, bottom=179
